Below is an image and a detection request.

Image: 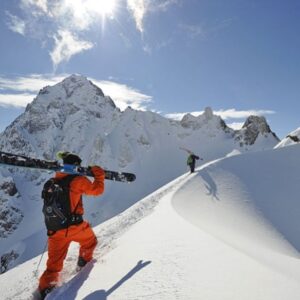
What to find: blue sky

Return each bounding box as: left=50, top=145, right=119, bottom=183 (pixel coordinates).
left=0, top=0, right=299, bottom=138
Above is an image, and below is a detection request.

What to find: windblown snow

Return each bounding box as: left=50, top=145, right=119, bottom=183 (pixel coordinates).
left=1, top=143, right=300, bottom=300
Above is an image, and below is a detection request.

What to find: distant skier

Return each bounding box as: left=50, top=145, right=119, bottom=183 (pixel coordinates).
left=187, top=153, right=200, bottom=173
left=37, top=152, right=105, bottom=299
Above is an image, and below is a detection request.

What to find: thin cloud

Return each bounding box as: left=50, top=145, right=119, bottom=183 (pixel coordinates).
left=0, top=74, right=66, bottom=93
left=8, top=0, right=107, bottom=67
left=165, top=108, right=275, bottom=121
left=165, top=112, right=186, bottom=121
left=92, top=79, right=152, bottom=111
left=227, top=122, right=244, bottom=130
left=178, top=23, right=205, bottom=39
left=119, top=32, right=133, bottom=49
left=127, top=0, right=180, bottom=33
left=127, top=0, right=147, bottom=33
left=0, top=74, right=152, bottom=111
left=215, top=108, right=275, bottom=120
left=50, top=30, right=93, bottom=67
left=21, top=0, right=48, bottom=14
left=6, top=0, right=179, bottom=66
left=152, top=0, right=180, bottom=12
left=0, top=73, right=65, bottom=108
left=179, top=18, right=235, bottom=41
left=49, top=0, right=97, bottom=31
left=0, top=93, right=34, bottom=108
left=5, top=12, right=26, bottom=35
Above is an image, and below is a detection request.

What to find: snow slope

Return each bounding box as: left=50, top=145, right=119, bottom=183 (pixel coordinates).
left=275, top=127, right=300, bottom=148
left=1, top=144, right=300, bottom=300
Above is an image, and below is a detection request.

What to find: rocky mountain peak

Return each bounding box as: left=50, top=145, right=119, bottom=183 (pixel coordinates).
left=0, top=75, right=120, bottom=158
left=242, top=116, right=271, bottom=134
left=274, top=127, right=300, bottom=148
left=235, top=115, right=280, bottom=146
left=203, top=106, right=214, bottom=120
left=180, top=106, right=229, bottom=131
left=61, top=74, right=105, bottom=98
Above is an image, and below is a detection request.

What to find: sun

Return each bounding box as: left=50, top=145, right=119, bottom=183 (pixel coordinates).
left=86, top=0, right=117, bottom=17
left=63, top=0, right=118, bottom=32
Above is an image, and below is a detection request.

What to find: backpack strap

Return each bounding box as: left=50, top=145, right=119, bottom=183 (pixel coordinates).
left=57, top=174, right=84, bottom=215
left=56, top=174, right=78, bottom=189
left=51, top=175, right=83, bottom=237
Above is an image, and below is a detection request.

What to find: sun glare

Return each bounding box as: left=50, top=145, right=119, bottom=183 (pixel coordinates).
left=86, top=0, right=116, bottom=17
left=63, top=0, right=118, bottom=32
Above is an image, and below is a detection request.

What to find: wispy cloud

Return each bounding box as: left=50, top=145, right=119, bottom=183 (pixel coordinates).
left=50, top=30, right=93, bottom=67
left=0, top=74, right=152, bottom=111
left=179, top=18, right=235, bottom=41
left=6, top=0, right=179, bottom=65
left=215, top=108, right=275, bottom=119
left=178, top=23, right=205, bottom=39
left=0, top=74, right=66, bottom=108
left=165, top=108, right=275, bottom=121
left=227, top=122, right=244, bottom=130
left=5, top=12, right=26, bottom=35
left=21, top=0, right=48, bottom=14
left=127, top=0, right=147, bottom=33
left=7, top=0, right=112, bottom=66
left=0, top=74, right=66, bottom=93
left=151, top=0, right=180, bottom=12
left=127, top=0, right=179, bottom=33
left=92, top=79, right=152, bottom=110
left=0, top=93, right=34, bottom=108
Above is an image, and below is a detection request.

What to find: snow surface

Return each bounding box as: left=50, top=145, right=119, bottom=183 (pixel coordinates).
left=1, top=144, right=300, bottom=300
left=275, top=127, right=300, bottom=148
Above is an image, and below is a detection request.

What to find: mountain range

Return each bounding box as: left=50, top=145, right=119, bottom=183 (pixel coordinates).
left=0, top=74, right=283, bottom=272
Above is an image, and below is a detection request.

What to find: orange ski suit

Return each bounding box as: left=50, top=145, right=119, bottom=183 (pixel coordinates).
left=39, top=166, right=105, bottom=292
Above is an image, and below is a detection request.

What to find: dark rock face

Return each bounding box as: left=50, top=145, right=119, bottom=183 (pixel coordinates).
left=235, top=116, right=280, bottom=146
left=0, top=181, right=18, bottom=196
left=287, top=135, right=300, bottom=143
left=0, top=179, right=22, bottom=238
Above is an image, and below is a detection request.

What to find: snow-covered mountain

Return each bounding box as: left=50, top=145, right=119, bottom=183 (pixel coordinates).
left=275, top=127, right=300, bottom=148
left=0, top=75, right=279, bottom=160
left=2, top=142, right=300, bottom=300
left=0, top=74, right=280, bottom=272
left=234, top=115, right=280, bottom=148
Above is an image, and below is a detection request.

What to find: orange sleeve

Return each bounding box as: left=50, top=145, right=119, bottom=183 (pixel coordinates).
left=72, top=172, right=105, bottom=196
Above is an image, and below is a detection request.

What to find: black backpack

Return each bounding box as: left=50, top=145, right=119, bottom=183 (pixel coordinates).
left=42, top=175, right=83, bottom=233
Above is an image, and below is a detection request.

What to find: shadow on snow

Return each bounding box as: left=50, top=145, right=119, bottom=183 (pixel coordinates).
left=82, top=260, right=152, bottom=300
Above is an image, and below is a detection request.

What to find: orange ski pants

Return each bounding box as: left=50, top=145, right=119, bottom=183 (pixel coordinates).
left=39, top=221, right=97, bottom=291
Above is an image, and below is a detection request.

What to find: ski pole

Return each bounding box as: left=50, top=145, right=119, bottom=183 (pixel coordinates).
left=34, top=240, right=48, bottom=277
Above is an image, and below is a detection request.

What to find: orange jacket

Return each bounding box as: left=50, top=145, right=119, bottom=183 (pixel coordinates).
left=54, top=166, right=105, bottom=215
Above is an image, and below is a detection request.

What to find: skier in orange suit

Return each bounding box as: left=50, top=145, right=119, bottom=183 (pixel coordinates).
left=38, top=152, right=105, bottom=299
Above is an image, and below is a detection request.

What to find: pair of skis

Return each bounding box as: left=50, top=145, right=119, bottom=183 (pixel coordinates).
left=0, top=151, right=136, bottom=183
